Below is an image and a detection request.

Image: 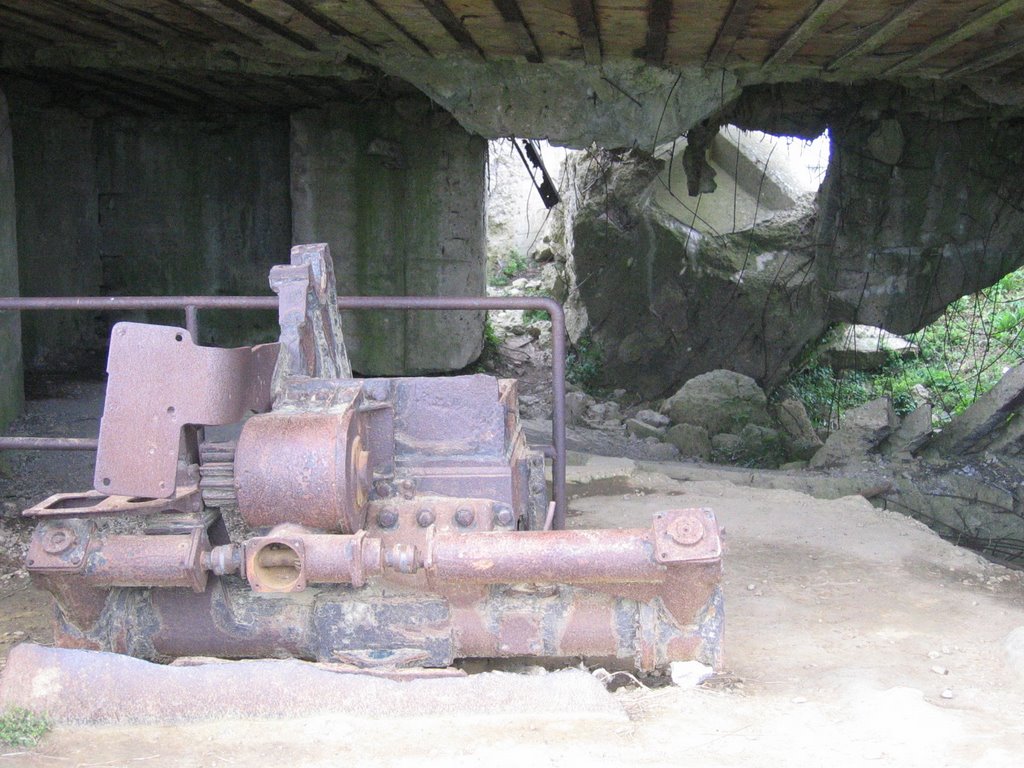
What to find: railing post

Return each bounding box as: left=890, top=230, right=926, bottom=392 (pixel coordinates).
left=184, top=305, right=199, bottom=341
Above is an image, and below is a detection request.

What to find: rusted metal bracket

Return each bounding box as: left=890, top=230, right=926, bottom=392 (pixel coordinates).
left=22, top=485, right=202, bottom=519
left=270, top=242, right=352, bottom=391
left=94, top=322, right=278, bottom=499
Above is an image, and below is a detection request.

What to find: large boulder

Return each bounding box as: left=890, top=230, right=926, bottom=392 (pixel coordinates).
left=711, top=424, right=786, bottom=468
left=559, top=147, right=824, bottom=398
left=664, top=423, right=711, bottom=460
left=663, top=370, right=772, bottom=436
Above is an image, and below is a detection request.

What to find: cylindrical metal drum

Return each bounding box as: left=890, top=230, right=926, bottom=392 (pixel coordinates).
left=234, top=410, right=370, bottom=533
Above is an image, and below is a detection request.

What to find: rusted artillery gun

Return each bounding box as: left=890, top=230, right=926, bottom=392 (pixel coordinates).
left=19, top=244, right=723, bottom=673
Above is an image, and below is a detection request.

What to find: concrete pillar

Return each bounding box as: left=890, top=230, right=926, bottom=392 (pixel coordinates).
left=291, top=97, right=487, bottom=375
left=0, top=89, right=21, bottom=429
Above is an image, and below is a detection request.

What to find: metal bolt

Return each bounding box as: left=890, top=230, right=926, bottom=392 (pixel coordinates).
left=42, top=526, right=76, bottom=555
left=495, top=505, right=514, bottom=527
left=667, top=514, right=705, bottom=546
left=455, top=507, right=476, bottom=527
left=400, top=479, right=416, bottom=500
left=377, top=508, right=399, bottom=529
left=416, top=508, right=435, bottom=528
left=373, top=480, right=392, bottom=499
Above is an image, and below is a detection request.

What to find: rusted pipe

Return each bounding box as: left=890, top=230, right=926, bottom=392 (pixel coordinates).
left=244, top=531, right=383, bottom=591
left=427, top=529, right=666, bottom=584
left=0, top=437, right=98, bottom=451
left=74, top=533, right=207, bottom=592
left=0, top=294, right=567, bottom=527
left=0, top=296, right=279, bottom=311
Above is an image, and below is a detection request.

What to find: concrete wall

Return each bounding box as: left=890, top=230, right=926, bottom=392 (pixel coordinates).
left=95, top=115, right=292, bottom=348
left=10, top=108, right=292, bottom=369
left=11, top=107, right=102, bottom=371
left=0, top=89, right=20, bottom=430
left=8, top=93, right=488, bottom=387
left=291, top=97, right=486, bottom=375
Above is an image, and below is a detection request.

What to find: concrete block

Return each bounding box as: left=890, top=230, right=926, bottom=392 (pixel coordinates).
left=291, top=98, right=487, bottom=375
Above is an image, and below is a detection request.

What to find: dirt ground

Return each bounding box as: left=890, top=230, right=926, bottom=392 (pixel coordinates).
left=1, top=382, right=1024, bottom=766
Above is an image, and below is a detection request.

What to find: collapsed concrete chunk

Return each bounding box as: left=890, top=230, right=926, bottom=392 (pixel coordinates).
left=819, top=324, right=919, bottom=371
left=809, top=397, right=898, bottom=468
left=926, top=363, right=1024, bottom=456
left=626, top=418, right=666, bottom=440
left=774, top=398, right=823, bottom=460
left=884, top=404, right=933, bottom=457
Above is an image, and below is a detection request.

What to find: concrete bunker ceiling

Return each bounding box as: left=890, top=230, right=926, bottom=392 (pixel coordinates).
left=0, top=2, right=1023, bottom=137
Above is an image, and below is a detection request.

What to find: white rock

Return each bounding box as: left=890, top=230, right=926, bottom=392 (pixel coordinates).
left=1005, top=626, right=1024, bottom=681
left=940, top=688, right=954, bottom=699
left=669, top=660, right=713, bottom=688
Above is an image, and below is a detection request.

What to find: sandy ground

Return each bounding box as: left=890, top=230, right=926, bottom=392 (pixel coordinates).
left=1, top=388, right=1024, bottom=766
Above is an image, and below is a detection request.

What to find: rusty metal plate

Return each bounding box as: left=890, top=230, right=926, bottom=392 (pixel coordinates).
left=652, top=508, right=722, bottom=564
left=391, top=375, right=506, bottom=458
left=22, top=487, right=201, bottom=519
left=94, top=322, right=278, bottom=499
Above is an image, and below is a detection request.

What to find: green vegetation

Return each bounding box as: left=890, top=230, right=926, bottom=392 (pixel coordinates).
left=482, top=318, right=501, bottom=353
left=0, top=708, right=50, bottom=748
left=523, top=308, right=548, bottom=324
left=489, top=250, right=529, bottom=287
left=567, top=332, right=604, bottom=392
left=785, top=268, right=1024, bottom=430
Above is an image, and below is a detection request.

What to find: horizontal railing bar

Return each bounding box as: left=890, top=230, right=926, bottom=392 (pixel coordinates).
left=0, top=437, right=99, bottom=451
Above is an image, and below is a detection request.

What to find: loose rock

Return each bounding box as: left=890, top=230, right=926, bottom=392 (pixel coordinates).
left=809, top=397, right=898, bottom=469
left=663, top=423, right=712, bottom=460
left=663, top=370, right=771, bottom=436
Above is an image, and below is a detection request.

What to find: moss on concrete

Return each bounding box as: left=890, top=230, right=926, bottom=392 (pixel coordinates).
left=291, top=97, right=486, bottom=375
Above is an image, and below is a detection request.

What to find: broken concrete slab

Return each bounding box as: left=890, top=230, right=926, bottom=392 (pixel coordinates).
left=819, top=324, right=919, bottom=371
left=926, top=362, right=1024, bottom=456
left=635, top=409, right=670, bottom=429
left=664, top=423, right=712, bottom=460
left=884, top=404, right=933, bottom=457
left=809, top=397, right=898, bottom=468
left=626, top=418, right=666, bottom=440
left=384, top=58, right=740, bottom=149
left=774, top=398, right=823, bottom=460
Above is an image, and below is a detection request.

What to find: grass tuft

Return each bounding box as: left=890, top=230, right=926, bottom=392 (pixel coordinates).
left=0, top=707, right=51, bottom=748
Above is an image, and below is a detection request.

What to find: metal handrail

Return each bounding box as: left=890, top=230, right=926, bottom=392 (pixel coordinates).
left=0, top=294, right=568, bottom=528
